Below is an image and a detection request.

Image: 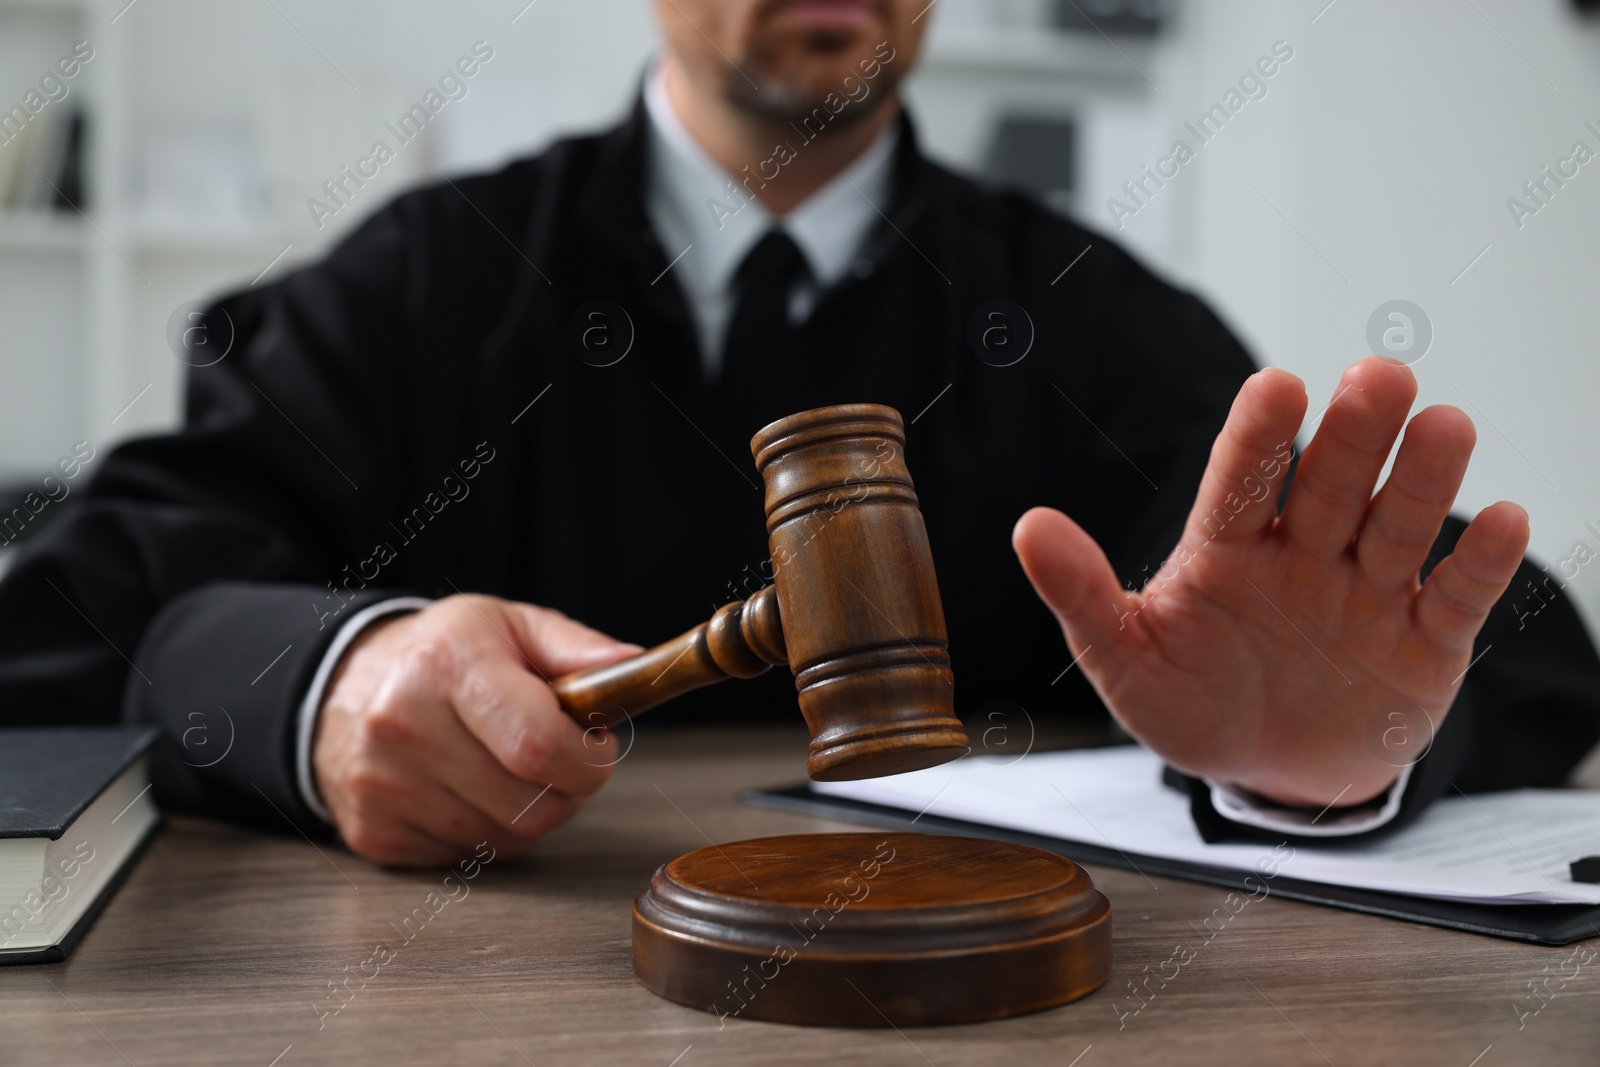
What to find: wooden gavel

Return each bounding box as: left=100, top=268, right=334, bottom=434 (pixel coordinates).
left=551, top=404, right=970, bottom=781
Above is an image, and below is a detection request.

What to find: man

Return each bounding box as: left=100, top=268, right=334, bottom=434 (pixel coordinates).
left=2, top=0, right=1596, bottom=866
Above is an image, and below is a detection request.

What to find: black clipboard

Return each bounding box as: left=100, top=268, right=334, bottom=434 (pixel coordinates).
left=746, top=784, right=1600, bottom=947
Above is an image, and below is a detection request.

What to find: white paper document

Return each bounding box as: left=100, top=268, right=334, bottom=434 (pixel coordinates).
left=811, top=745, right=1600, bottom=905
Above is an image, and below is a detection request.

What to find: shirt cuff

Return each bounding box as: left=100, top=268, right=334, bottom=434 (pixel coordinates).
left=294, top=596, right=432, bottom=823
left=1204, top=762, right=1416, bottom=837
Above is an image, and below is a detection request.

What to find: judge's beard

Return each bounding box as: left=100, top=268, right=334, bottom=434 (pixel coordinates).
left=722, top=57, right=902, bottom=132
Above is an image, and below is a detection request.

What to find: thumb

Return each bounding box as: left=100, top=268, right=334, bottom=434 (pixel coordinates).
left=1012, top=506, right=1135, bottom=653
left=506, top=603, right=644, bottom=681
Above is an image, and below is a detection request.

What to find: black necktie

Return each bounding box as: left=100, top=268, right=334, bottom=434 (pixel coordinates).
left=708, top=230, right=810, bottom=584
left=718, top=230, right=809, bottom=420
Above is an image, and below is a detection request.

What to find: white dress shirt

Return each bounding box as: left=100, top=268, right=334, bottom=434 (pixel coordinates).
left=1206, top=763, right=1413, bottom=837
left=643, top=61, right=897, bottom=373
left=294, top=67, right=1410, bottom=837
left=294, top=597, right=430, bottom=823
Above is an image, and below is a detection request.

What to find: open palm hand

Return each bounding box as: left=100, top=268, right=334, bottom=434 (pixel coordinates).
left=1013, top=358, right=1529, bottom=808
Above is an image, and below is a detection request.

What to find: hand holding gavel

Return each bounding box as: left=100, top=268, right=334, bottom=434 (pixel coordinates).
left=314, top=405, right=970, bottom=866
left=312, top=595, right=642, bottom=868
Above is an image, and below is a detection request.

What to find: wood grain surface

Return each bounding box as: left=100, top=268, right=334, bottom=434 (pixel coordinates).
left=2, top=723, right=1597, bottom=1067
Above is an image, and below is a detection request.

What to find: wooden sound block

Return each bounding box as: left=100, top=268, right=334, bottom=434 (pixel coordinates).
left=633, top=832, right=1112, bottom=1027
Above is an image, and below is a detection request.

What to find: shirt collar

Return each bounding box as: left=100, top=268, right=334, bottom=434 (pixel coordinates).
left=643, top=60, right=898, bottom=299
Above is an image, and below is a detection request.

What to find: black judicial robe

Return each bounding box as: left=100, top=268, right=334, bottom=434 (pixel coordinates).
left=2, top=100, right=1597, bottom=841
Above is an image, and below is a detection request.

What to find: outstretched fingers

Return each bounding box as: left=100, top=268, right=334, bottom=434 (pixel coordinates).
left=1356, top=405, right=1476, bottom=590
left=1415, top=502, right=1530, bottom=655
left=1013, top=507, right=1138, bottom=657
left=1181, top=367, right=1306, bottom=549
left=1280, top=358, right=1418, bottom=558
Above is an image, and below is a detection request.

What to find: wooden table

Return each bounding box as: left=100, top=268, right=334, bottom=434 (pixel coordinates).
left=3, top=724, right=1596, bottom=1066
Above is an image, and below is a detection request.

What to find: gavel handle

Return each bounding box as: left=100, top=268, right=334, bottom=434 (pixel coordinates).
left=550, top=585, right=786, bottom=730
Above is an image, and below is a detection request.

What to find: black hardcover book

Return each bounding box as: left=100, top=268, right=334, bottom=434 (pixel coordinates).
left=0, top=727, right=161, bottom=964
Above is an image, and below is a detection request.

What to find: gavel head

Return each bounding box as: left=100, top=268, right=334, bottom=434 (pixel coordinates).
left=750, top=404, right=971, bottom=781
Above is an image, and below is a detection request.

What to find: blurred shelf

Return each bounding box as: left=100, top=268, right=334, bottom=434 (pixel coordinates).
left=0, top=212, right=87, bottom=252
left=127, top=222, right=300, bottom=255
left=0, top=0, right=89, bottom=12
left=921, top=26, right=1155, bottom=83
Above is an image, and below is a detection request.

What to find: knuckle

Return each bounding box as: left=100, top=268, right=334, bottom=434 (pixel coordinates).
left=343, top=758, right=399, bottom=805
left=455, top=664, right=504, bottom=713
left=1295, top=468, right=1371, bottom=510
left=363, top=698, right=418, bottom=748
left=1433, top=585, right=1487, bottom=619
left=1365, top=512, right=1433, bottom=551
left=397, top=632, right=458, bottom=683
left=503, top=727, right=555, bottom=783
left=458, top=671, right=559, bottom=783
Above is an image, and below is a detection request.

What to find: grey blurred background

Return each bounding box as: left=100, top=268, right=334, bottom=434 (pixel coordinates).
left=2, top=0, right=1598, bottom=635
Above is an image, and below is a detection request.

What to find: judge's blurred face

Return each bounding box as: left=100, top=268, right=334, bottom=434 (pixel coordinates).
left=653, top=0, right=927, bottom=126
